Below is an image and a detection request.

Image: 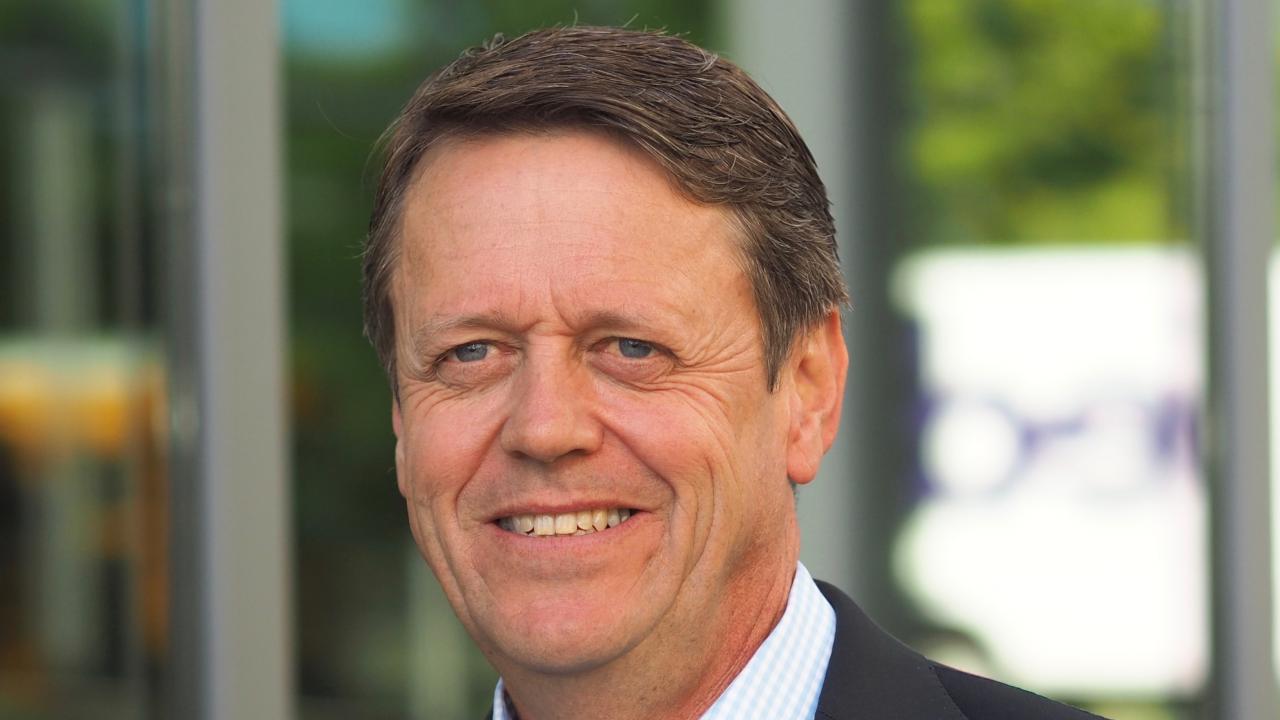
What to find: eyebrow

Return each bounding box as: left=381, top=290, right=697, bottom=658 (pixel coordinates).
left=407, top=308, right=671, bottom=358
left=575, top=309, right=664, bottom=333
left=408, top=313, right=516, bottom=359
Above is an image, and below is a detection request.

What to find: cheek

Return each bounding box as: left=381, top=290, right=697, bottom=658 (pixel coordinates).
left=599, top=382, right=782, bottom=503
left=602, top=392, right=723, bottom=475
left=399, top=392, right=507, bottom=508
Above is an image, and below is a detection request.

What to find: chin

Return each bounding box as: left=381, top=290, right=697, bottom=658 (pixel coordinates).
left=484, top=593, right=652, bottom=675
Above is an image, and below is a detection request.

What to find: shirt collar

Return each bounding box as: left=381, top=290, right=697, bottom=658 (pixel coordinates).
left=491, top=562, right=836, bottom=720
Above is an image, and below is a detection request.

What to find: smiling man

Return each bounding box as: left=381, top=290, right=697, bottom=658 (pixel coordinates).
left=362, top=26, right=1104, bottom=720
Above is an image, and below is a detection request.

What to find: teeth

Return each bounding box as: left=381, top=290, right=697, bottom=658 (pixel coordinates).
left=555, top=513, right=577, bottom=535
left=502, top=508, right=635, bottom=537
left=516, top=515, right=534, bottom=533
left=534, top=515, right=555, bottom=536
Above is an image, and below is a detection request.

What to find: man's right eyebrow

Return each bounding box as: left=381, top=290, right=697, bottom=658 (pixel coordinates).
left=408, top=314, right=513, bottom=356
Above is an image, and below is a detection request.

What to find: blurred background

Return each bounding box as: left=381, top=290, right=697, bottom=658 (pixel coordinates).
left=0, top=0, right=1276, bottom=718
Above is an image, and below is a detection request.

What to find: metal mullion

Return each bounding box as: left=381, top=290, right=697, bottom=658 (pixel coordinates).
left=190, top=0, right=291, bottom=718
left=1204, top=0, right=1279, bottom=718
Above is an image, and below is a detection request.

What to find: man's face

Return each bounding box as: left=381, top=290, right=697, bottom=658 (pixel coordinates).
left=391, top=131, right=804, bottom=677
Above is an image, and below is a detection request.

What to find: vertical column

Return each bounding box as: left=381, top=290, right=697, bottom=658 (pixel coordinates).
left=192, top=0, right=292, bottom=718
left=24, top=86, right=98, bottom=675
left=1206, top=0, right=1278, bottom=718
left=723, top=0, right=864, bottom=598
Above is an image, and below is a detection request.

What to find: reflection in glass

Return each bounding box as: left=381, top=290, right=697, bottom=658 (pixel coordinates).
left=892, top=2, right=1202, bottom=717
left=0, top=2, right=172, bottom=718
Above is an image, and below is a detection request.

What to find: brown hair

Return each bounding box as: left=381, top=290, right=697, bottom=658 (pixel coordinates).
left=363, top=26, right=848, bottom=393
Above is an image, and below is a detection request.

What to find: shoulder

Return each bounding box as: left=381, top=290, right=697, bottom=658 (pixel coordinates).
left=930, top=663, right=1105, bottom=720
left=813, top=580, right=1106, bottom=720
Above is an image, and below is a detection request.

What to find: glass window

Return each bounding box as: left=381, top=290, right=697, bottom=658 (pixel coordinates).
left=0, top=1, right=179, bottom=717
left=885, top=3, right=1205, bottom=717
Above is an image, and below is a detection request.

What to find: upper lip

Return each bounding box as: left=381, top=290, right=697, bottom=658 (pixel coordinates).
left=487, top=501, right=641, bottom=521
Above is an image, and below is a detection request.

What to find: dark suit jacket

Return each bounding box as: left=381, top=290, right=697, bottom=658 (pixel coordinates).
left=814, top=580, right=1105, bottom=719
left=486, top=581, right=1109, bottom=719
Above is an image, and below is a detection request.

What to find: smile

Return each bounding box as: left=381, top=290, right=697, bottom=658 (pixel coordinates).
left=497, top=508, right=636, bottom=536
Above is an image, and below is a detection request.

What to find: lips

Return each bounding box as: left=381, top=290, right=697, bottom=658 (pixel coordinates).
left=497, top=507, right=636, bottom=536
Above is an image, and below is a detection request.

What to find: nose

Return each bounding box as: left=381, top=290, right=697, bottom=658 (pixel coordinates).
left=500, top=353, right=603, bottom=464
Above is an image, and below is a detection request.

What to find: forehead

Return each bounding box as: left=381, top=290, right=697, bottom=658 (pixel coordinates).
left=402, top=128, right=719, bottom=241
left=392, top=130, right=754, bottom=327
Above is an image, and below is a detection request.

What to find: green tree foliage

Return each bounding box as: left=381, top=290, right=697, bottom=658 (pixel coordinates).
left=905, top=0, right=1188, bottom=246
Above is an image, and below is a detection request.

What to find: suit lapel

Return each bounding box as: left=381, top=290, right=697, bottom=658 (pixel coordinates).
left=814, top=581, right=968, bottom=720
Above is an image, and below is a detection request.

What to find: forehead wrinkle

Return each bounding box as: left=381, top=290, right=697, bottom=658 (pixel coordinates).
left=551, top=305, right=685, bottom=339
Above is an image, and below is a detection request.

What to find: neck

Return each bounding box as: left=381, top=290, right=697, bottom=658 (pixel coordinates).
left=499, top=538, right=800, bottom=720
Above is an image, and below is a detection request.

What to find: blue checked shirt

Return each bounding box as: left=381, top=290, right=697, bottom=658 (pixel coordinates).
left=491, top=562, right=836, bottom=720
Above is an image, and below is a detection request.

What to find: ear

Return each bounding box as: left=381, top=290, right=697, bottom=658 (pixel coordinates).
left=392, top=397, right=409, bottom=498
left=785, top=309, right=848, bottom=485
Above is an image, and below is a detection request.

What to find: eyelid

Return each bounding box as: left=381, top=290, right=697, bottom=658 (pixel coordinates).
left=598, top=336, right=652, bottom=350
left=435, top=339, right=497, bottom=364
left=451, top=341, right=491, bottom=361
left=599, top=336, right=677, bottom=363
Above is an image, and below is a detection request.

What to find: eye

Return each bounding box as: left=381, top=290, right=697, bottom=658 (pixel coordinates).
left=617, top=338, right=655, bottom=359
left=590, top=336, right=673, bottom=384
left=430, top=340, right=514, bottom=388
left=449, top=342, right=490, bottom=363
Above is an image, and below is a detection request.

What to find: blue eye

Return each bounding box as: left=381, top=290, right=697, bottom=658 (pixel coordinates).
left=451, top=342, right=489, bottom=362
left=617, top=338, right=654, bottom=359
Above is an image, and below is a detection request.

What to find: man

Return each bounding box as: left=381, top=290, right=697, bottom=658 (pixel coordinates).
left=363, top=26, right=1104, bottom=720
